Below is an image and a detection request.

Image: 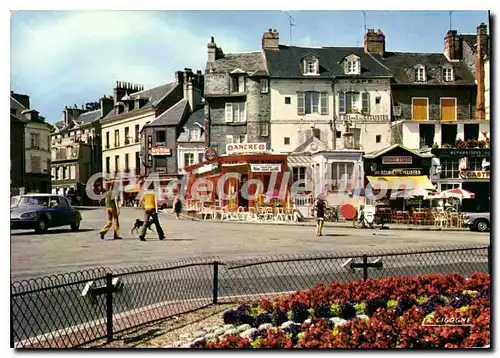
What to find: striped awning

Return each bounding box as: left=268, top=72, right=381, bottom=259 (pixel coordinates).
left=287, top=156, right=314, bottom=167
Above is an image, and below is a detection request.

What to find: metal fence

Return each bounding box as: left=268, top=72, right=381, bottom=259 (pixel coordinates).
left=11, top=244, right=490, bottom=348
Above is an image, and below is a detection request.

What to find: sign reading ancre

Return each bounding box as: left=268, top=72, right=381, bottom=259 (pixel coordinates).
left=250, top=164, right=281, bottom=173
left=226, top=142, right=267, bottom=154
left=381, top=156, right=413, bottom=165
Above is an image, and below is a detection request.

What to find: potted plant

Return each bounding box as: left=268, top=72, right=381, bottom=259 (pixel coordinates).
left=432, top=142, right=439, bottom=149
left=455, top=138, right=466, bottom=148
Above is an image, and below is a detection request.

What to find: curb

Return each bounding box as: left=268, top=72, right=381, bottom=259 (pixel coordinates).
left=174, top=214, right=469, bottom=232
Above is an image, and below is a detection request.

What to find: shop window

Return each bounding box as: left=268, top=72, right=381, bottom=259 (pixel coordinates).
left=441, top=124, right=457, bottom=146
left=441, top=159, right=459, bottom=179
left=419, top=123, right=435, bottom=148
left=440, top=183, right=460, bottom=191
left=330, top=162, right=354, bottom=191
left=468, top=158, right=484, bottom=171
left=464, top=124, right=479, bottom=141
left=155, top=156, right=167, bottom=168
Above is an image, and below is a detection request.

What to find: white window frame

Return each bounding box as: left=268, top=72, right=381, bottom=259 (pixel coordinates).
left=184, top=152, right=195, bottom=167
left=439, top=97, right=457, bottom=121
left=260, top=122, right=269, bottom=137
left=225, top=102, right=246, bottom=123
left=345, top=92, right=362, bottom=113
left=303, top=58, right=319, bottom=75
left=415, top=66, right=426, bottom=82
left=411, top=97, right=430, bottom=121
left=304, top=91, right=320, bottom=114
left=443, top=67, right=454, bottom=82
left=345, top=59, right=360, bottom=75
left=260, top=79, right=269, bottom=93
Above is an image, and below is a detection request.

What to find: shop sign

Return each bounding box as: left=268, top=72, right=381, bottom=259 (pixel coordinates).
left=459, top=170, right=490, bottom=179
left=250, top=164, right=281, bottom=173
left=226, top=142, right=267, bottom=154
left=382, top=156, right=413, bottom=165
left=374, top=169, right=422, bottom=176
left=194, top=163, right=219, bottom=175
left=150, top=147, right=172, bottom=156
left=432, top=148, right=490, bottom=159
left=205, top=148, right=217, bottom=161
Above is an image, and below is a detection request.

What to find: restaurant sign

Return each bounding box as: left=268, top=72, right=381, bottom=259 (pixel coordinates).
left=150, top=147, right=172, bottom=156
left=194, top=163, right=219, bottom=175
left=382, top=156, right=413, bottom=165
left=250, top=164, right=281, bottom=173
left=374, top=169, right=422, bottom=176
left=226, top=142, right=267, bottom=154
left=432, top=148, right=490, bottom=159
left=459, top=170, right=490, bottom=179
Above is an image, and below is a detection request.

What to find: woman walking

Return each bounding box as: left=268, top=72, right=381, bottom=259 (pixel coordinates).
left=315, top=195, right=326, bottom=236
left=173, top=195, right=182, bottom=219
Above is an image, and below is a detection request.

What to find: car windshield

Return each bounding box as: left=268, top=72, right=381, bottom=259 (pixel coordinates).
left=18, top=196, right=50, bottom=207
left=11, top=196, right=20, bottom=207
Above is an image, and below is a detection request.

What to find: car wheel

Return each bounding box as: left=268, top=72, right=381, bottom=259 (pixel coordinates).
left=70, top=219, right=81, bottom=231
left=35, top=217, right=48, bottom=234
left=475, top=219, right=489, bottom=232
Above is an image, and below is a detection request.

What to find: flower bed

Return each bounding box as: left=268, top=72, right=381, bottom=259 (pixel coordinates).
left=189, top=273, right=490, bottom=348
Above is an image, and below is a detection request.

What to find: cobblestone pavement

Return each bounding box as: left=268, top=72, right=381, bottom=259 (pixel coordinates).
left=10, top=207, right=489, bottom=281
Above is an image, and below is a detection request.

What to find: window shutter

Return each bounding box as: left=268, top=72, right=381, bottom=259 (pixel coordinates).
left=312, top=92, right=319, bottom=113
left=297, top=92, right=305, bottom=115
left=338, top=92, right=346, bottom=114
left=242, top=102, right=247, bottom=122
left=362, top=92, right=370, bottom=114
left=320, top=92, right=328, bottom=114
left=225, top=103, right=233, bottom=123
left=233, top=103, right=240, bottom=122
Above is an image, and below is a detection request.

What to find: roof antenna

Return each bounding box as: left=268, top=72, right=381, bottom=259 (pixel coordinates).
left=449, top=11, right=453, bottom=30
left=362, top=11, right=368, bottom=34
left=285, top=11, right=297, bottom=47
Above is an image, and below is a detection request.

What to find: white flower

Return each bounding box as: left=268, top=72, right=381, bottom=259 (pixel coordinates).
left=223, top=324, right=235, bottom=330
left=329, top=317, right=347, bottom=326
left=280, top=321, right=296, bottom=329
left=240, top=328, right=258, bottom=338
left=357, top=314, right=369, bottom=320
left=258, top=323, right=273, bottom=331
left=214, top=328, right=225, bottom=337
left=222, top=328, right=240, bottom=337
left=237, top=324, right=252, bottom=332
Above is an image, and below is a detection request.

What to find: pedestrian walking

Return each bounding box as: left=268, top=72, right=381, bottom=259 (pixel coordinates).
left=173, top=195, right=182, bottom=219
left=315, top=195, right=326, bottom=236
left=99, top=183, right=122, bottom=240
left=138, top=188, right=165, bottom=241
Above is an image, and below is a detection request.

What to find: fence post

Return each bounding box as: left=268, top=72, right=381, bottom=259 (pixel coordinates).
left=10, top=286, right=14, bottom=348
left=362, top=255, right=368, bottom=281
left=106, top=273, right=114, bottom=342
left=213, top=261, right=219, bottom=305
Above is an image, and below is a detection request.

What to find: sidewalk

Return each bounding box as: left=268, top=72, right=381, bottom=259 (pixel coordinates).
left=177, top=213, right=469, bottom=232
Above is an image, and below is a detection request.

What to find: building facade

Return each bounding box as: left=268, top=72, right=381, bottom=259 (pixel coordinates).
left=51, top=98, right=113, bottom=202
left=204, top=36, right=271, bottom=155
left=176, top=107, right=205, bottom=174
left=11, top=92, right=52, bottom=194
left=100, top=80, right=183, bottom=191
left=141, top=69, right=204, bottom=180
left=10, top=113, right=26, bottom=195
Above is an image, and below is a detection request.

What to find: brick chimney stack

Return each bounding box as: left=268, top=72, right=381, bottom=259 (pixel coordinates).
left=476, top=22, right=488, bottom=120
left=364, top=29, right=385, bottom=55
left=444, top=30, right=462, bottom=61
left=100, top=95, right=114, bottom=118
left=262, top=29, right=279, bottom=50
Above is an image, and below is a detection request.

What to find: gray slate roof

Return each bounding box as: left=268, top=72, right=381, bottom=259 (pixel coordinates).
left=10, top=97, right=28, bottom=119
left=103, top=82, right=178, bottom=120
left=264, top=45, right=393, bottom=78
left=206, top=52, right=268, bottom=76
left=372, top=52, right=476, bottom=85
left=74, top=110, right=101, bottom=125
left=147, top=99, right=188, bottom=126
left=178, top=107, right=205, bottom=142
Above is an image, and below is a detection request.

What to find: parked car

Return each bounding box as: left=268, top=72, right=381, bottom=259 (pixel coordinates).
left=463, top=212, right=490, bottom=232
left=10, top=194, right=82, bottom=233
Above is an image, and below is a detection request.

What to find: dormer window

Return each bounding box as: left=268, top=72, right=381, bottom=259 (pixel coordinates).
left=303, top=56, right=319, bottom=75
left=343, top=54, right=361, bottom=75
left=443, top=67, right=454, bottom=82
left=415, top=66, right=426, bottom=82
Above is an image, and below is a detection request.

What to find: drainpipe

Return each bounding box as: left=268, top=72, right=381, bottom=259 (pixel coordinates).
left=331, top=76, right=337, bottom=150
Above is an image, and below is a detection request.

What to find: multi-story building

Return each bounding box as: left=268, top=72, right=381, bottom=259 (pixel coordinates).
left=100, top=78, right=185, bottom=199
left=11, top=92, right=52, bottom=194
left=50, top=97, right=113, bottom=203
left=204, top=36, right=270, bottom=155
left=177, top=107, right=205, bottom=174
left=10, top=96, right=27, bottom=195
left=141, top=69, right=204, bottom=181
left=262, top=29, right=394, bottom=200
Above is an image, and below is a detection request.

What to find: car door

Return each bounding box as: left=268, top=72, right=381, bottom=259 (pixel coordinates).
left=56, top=197, right=73, bottom=225
left=48, top=196, right=63, bottom=226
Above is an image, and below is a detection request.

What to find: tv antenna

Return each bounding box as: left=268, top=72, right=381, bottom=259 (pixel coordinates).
left=285, top=11, right=297, bottom=46
left=449, top=11, right=453, bottom=30
left=362, top=11, right=368, bottom=34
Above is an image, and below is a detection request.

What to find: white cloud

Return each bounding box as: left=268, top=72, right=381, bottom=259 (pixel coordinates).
left=10, top=11, right=245, bottom=120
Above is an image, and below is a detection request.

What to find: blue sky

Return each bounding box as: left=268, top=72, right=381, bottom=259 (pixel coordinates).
left=10, top=10, right=489, bottom=123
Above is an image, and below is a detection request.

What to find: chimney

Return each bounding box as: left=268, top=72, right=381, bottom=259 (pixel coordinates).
left=11, top=92, right=30, bottom=109
left=262, top=28, right=279, bottom=50
left=113, top=81, right=127, bottom=104
left=476, top=22, right=488, bottom=120
left=207, top=36, right=217, bottom=62
left=444, top=30, right=462, bottom=61
left=364, top=29, right=385, bottom=55
left=100, top=95, right=114, bottom=118
left=22, top=109, right=39, bottom=122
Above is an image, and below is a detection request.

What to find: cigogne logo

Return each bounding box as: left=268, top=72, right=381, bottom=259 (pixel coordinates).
left=421, top=315, right=472, bottom=327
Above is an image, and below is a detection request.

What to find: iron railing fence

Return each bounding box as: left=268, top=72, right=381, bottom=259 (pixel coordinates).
left=11, top=244, right=490, bottom=349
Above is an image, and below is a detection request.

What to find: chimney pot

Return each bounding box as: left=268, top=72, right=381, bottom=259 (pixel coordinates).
left=268, top=28, right=272, bottom=32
